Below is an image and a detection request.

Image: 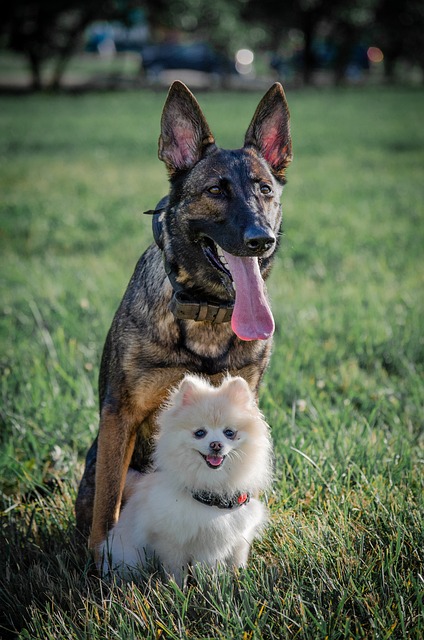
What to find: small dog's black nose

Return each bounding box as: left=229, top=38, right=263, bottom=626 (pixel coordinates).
left=244, top=228, right=275, bottom=254
left=209, top=441, right=223, bottom=452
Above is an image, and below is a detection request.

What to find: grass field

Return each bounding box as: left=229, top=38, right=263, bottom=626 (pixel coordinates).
left=1, top=85, right=423, bottom=639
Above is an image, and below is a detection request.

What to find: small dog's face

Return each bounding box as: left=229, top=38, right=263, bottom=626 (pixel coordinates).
left=191, top=424, right=241, bottom=471
left=155, top=375, right=272, bottom=494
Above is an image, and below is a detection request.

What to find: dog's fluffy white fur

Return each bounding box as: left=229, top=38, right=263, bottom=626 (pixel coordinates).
left=100, top=375, right=273, bottom=584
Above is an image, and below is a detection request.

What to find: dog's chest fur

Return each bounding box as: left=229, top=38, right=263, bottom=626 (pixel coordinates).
left=130, top=481, right=263, bottom=559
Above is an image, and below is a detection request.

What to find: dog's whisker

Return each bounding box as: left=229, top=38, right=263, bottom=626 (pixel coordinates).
left=227, top=449, right=245, bottom=463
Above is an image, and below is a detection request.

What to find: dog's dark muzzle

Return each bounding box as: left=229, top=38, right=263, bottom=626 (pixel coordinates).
left=200, top=227, right=276, bottom=261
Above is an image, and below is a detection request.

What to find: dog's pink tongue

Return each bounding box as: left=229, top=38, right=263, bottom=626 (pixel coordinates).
left=222, top=252, right=274, bottom=341
left=206, top=455, right=223, bottom=466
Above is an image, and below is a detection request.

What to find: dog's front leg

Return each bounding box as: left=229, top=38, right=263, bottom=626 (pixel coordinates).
left=228, top=539, right=251, bottom=569
left=90, top=406, right=137, bottom=559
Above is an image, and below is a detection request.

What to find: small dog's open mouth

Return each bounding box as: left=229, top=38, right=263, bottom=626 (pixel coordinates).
left=201, top=453, right=226, bottom=469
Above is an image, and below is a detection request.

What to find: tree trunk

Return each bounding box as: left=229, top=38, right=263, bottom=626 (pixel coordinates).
left=302, top=12, right=316, bottom=86
left=28, top=50, right=43, bottom=91
left=383, top=50, right=398, bottom=83
left=49, top=8, right=97, bottom=90
left=333, top=24, right=356, bottom=86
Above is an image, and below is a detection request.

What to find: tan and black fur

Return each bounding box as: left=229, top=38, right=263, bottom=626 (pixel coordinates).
left=75, top=81, right=292, bottom=555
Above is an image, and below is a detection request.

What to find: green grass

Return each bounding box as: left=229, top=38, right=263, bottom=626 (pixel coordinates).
left=1, top=86, right=423, bottom=639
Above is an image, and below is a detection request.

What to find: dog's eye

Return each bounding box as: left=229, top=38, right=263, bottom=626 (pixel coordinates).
left=260, top=183, right=272, bottom=195
left=194, top=428, right=207, bottom=439
left=223, top=428, right=237, bottom=440
left=207, top=186, right=222, bottom=196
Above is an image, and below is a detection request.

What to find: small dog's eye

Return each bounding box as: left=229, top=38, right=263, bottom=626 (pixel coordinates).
left=260, top=183, right=272, bottom=195
left=194, top=428, right=207, bottom=439
left=208, top=186, right=222, bottom=195
left=223, top=428, right=237, bottom=440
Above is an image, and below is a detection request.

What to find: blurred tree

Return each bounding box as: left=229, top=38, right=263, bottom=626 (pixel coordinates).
left=0, top=0, right=137, bottom=90
left=328, top=0, right=376, bottom=85
left=242, top=0, right=378, bottom=85
left=143, top=0, right=256, bottom=53
left=1, top=0, right=421, bottom=89
left=0, top=0, right=253, bottom=90
left=374, top=0, right=424, bottom=81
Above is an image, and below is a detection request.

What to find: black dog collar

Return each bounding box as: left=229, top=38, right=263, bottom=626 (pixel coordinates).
left=191, top=490, right=251, bottom=509
left=144, top=197, right=234, bottom=324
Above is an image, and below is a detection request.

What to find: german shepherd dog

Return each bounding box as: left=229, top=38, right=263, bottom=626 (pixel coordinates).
left=75, top=81, right=292, bottom=557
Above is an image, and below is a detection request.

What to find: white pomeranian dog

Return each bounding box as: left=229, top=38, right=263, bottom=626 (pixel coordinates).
left=100, top=375, right=273, bottom=584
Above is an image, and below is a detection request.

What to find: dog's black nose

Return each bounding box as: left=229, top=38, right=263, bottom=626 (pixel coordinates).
left=244, top=228, right=276, bottom=254
left=209, top=441, right=223, bottom=452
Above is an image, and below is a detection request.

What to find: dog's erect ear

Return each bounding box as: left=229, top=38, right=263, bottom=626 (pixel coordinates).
left=222, top=376, right=254, bottom=407
left=244, top=83, right=292, bottom=179
left=158, top=81, right=215, bottom=174
left=177, top=376, right=203, bottom=407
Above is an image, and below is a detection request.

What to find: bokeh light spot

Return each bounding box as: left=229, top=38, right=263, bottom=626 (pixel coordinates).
left=367, top=47, right=384, bottom=63
left=236, top=49, right=254, bottom=65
